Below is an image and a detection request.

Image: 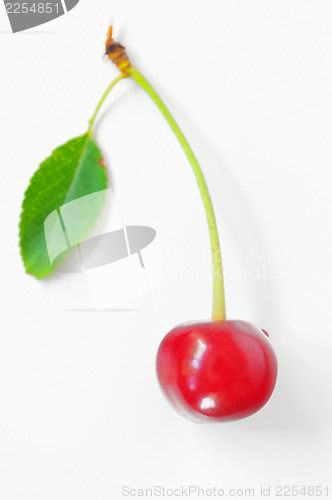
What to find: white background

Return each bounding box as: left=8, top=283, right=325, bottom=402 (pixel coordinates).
left=0, top=1, right=332, bottom=499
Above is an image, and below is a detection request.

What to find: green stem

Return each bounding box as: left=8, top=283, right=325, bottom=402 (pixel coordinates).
left=127, top=66, right=226, bottom=321
left=88, top=74, right=126, bottom=135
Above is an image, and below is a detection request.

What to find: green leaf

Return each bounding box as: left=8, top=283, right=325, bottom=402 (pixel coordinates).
left=19, top=133, right=108, bottom=279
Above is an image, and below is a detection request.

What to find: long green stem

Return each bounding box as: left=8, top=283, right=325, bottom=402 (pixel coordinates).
left=127, top=66, right=226, bottom=321
left=87, top=74, right=126, bottom=134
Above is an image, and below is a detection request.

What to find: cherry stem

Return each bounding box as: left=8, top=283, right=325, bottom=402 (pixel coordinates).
left=126, top=66, right=226, bottom=322
left=87, top=74, right=126, bottom=135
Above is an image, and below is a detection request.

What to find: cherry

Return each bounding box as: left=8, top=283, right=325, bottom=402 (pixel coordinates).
left=105, top=27, right=279, bottom=423
left=157, top=320, right=277, bottom=422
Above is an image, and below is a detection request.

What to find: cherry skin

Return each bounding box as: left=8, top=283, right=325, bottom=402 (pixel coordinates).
left=156, top=320, right=277, bottom=422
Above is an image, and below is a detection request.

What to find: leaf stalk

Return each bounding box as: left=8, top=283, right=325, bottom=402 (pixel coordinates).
left=88, top=73, right=126, bottom=135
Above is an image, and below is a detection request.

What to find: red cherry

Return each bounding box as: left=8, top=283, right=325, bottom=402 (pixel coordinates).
left=156, top=320, right=277, bottom=422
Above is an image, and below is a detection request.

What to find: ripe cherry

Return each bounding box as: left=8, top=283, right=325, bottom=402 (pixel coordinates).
left=157, top=320, right=277, bottom=422
left=106, top=28, right=279, bottom=423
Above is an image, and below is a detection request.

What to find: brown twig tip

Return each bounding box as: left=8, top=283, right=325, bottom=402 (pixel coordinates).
left=105, top=25, right=131, bottom=72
